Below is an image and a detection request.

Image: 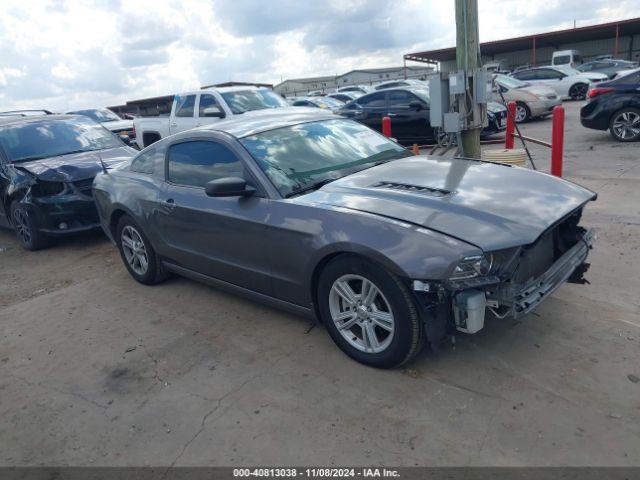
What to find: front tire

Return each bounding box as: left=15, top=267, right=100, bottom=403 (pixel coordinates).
left=317, top=255, right=423, bottom=368
left=609, top=108, right=640, bottom=142
left=116, top=215, right=168, bottom=285
left=10, top=201, right=48, bottom=251
left=569, top=83, right=588, bottom=100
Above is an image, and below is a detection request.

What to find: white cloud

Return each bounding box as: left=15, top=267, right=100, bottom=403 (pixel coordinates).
left=0, top=0, right=638, bottom=111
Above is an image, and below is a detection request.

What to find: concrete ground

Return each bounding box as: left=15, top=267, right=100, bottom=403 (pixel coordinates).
left=0, top=102, right=639, bottom=467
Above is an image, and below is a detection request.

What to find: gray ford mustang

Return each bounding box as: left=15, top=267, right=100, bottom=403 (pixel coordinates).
left=93, top=109, right=596, bottom=368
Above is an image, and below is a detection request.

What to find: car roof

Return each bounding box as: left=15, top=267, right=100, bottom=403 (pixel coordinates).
left=0, top=114, right=79, bottom=128
left=193, top=108, right=337, bottom=138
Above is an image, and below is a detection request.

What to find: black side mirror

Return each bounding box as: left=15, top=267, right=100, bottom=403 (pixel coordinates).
left=409, top=101, right=423, bottom=110
left=119, top=134, right=132, bottom=145
left=205, top=177, right=255, bottom=197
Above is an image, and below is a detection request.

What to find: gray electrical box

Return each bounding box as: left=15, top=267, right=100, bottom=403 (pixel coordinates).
left=473, top=70, right=491, bottom=104
left=429, top=75, right=450, bottom=128
left=448, top=71, right=466, bottom=95
left=443, top=112, right=461, bottom=133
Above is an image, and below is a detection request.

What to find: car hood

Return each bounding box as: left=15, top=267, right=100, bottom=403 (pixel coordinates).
left=103, top=119, right=134, bottom=131
left=15, top=146, right=136, bottom=182
left=297, top=156, right=596, bottom=251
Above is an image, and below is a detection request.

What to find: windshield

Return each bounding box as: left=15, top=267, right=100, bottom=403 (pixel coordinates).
left=0, top=116, right=122, bottom=163
left=495, top=75, right=527, bottom=89
left=554, top=55, right=570, bottom=65
left=220, top=89, right=288, bottom=114
left=240, top=119, right=412, bottom=197
left=68, top=108, right=121, bottom=123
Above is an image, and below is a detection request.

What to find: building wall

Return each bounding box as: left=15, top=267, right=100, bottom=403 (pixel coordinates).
left=275, top=66, right=434, bottom=96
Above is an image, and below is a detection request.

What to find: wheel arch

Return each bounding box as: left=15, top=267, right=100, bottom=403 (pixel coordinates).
left=308, top=246, right=409, bottom=322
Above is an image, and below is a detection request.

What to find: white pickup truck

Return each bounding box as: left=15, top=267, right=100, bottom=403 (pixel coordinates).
left=133, top=86, right=289, bottom=149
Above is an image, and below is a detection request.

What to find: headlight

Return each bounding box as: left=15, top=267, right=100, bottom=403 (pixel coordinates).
left=31, top=180, right=66, bottom=197
left=449, top=254, right=493, bottom=280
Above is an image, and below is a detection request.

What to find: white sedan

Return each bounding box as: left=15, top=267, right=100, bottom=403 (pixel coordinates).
left=510, top=66, right=607, bottom=100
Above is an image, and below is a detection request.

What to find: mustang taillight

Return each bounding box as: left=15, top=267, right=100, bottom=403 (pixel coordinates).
left=587, top=87, right=615, bottom=98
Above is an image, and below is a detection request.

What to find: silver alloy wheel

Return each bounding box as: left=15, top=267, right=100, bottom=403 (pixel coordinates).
left=12, top=207, right=31, bottom=245
left=515, top=104, right=528, bottom=122
left=121, top=225, right=149, bottom=275
left=329, top=274, right=394, bottom=354
left=612, top=111, right=640, bottom=140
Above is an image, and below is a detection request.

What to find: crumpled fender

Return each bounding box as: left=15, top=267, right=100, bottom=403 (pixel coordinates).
left=3, top=163, right=36, bottom=206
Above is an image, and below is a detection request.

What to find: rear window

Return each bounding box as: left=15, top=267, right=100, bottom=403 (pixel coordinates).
left=220, top=89, right=288, bottom=114
left=554, top=55, right=570, bottom=65
left=0, top=117, right=122, bottom=163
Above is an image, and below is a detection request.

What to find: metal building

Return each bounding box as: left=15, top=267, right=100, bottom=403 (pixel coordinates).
left=274, top=66, right=434, bottom=96
left=404, top=17, right=640, bottom=72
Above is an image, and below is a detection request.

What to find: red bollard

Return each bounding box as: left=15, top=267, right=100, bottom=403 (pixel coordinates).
left=551, top=105, right=564, bottom=177
left=382, top=116, right=392, bottom=137
left=505, top=101, right=516, bottom=149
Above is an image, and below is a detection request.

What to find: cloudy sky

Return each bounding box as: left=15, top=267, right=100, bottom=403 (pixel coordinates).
left=0, top=0, right=638, bottom=111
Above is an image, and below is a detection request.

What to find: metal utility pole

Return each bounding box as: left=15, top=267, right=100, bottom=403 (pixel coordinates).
left=455, top=0, right=481, bottom=159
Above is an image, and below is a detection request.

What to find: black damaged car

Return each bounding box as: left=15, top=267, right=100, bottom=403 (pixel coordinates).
left=0, top=114, right=136, bottom=250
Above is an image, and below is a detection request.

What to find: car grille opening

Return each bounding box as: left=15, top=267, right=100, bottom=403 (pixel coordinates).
left=72, top=177, right=95, bottom=196
left=513, top=210, right=585, bottom=283
left=371, top=181, right=452, bottom=197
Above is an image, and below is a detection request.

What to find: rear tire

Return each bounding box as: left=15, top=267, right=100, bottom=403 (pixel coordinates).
left=569, top=83, right=588, bottom=100
left=116, top=215, right=168, bottom=285
left=609, top=107, right=640, bottom=142
left=10, top=201, right=48, bottom=251
left=514, top=102, right=531, bottom=123
left=317, top=255, right=423, bottom=368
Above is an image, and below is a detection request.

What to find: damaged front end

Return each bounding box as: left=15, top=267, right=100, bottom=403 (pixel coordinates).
left=414, top=208, right=595, bottom=341
left=5, top=164, right=100, bottom=235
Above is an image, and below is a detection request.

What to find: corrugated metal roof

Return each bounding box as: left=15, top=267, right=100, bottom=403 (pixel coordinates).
left=405, top=17, right=640, bottom=63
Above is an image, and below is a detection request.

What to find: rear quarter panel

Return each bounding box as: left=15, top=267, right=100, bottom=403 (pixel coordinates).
left=93, top=170, right=161, bottom=244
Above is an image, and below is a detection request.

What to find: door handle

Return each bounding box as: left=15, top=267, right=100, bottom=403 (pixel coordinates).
left=162, top=198, right=176, bottom=211
left=170, top=122, right=177, bottom=127
left=386, top=113, right=398, bottom=117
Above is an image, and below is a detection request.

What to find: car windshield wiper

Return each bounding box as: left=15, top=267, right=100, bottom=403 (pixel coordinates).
left=285, top=177, right=338, bottom=198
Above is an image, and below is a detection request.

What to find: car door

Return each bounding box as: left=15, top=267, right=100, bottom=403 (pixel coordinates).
left=354, top=91, right=388, bottom=132
left=170, top=94, right=199, bottom=133
left=196, top=93, right=226, bottom=126
left=154, top=138, right=272, bottom=294
left=385, top=90, right=432, bottom=143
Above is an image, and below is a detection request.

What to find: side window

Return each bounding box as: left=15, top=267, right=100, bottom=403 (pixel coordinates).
left=387, top=90, right=414, bottom=106
left=174, top=95, right=196, bottom=118
left=513, top=71, right=532, bottom=80
left=130, top=149, right=155, bottom=174
left=168, top=141, right=244, bottom=188
left=199, top=94, right=222, bottom=117
left=358, top=92, right=386, bottom=107
left=537, top=69, right=563, bottom=80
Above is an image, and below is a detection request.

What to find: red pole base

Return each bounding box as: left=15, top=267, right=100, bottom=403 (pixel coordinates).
left=551, top=105, right=565, bottom=177
left=382, top=116, right=392, bottom=137
left=505, top=101, right=516, bottom=149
